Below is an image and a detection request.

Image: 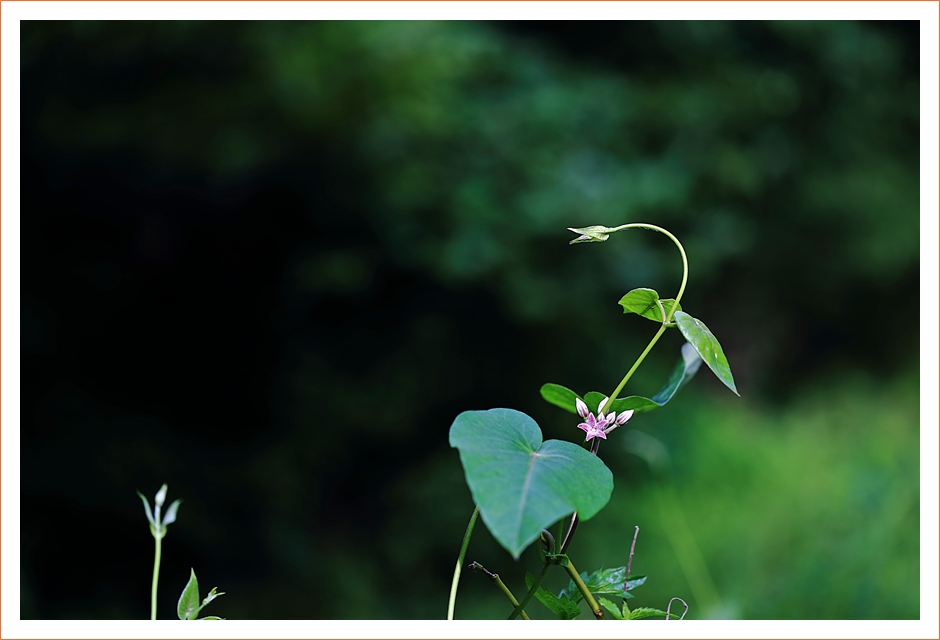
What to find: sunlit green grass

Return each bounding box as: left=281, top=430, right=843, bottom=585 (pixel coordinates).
left=565, top=369, right=920, bottom=620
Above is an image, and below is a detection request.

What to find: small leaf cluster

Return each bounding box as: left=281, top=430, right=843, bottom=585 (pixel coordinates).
left=525, top=566, right=651, bottom=620
left=137, top=484, right=181, bottom=540
left=541, top=341, right=703, bottom=416
left=619, top=286, right=738, bottom=396
left=177, top=568, right=225, bottom=620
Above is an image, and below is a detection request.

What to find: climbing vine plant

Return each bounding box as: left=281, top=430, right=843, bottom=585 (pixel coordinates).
left=446, top=223, right=738, bottom=620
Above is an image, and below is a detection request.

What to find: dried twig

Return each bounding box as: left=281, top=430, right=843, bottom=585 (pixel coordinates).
left=666, top=596, right=688, bottom=620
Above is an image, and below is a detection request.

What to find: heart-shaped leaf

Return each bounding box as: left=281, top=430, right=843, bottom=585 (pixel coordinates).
left=673, top=311, right=739, bottom=396
left=526, top=572, right=582, bottom=619
left=618, top=288, right=682, bottom=323
left=449, top=409, right=613, bottom=559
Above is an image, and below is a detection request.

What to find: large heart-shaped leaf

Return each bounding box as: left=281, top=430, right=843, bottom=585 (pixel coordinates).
left=618, top=288, right=682, bottom=323
left=449, top=408, right=613, bottom=559
left=673, top=311, right=739, bottom=396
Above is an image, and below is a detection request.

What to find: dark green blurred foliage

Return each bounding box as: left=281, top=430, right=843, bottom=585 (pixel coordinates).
left=20, top=21, right=918, bottom=619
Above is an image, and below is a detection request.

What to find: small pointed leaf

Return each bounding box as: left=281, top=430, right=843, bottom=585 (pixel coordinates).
left=136, top=491, right=155, bottom=527
left=202, top=586, right=224, bottom=607
left=598, top=597, right=626, bottom=620
left=450, top=409, right=613, bottom=559
left=539, top=383, right=581, bottom=414
left=673, top=311, right=738, bottom=396
left=619, top=288, right=682, bottom=323
left=162, top=499, right=182, bottom=526
left=629, top=606, right=680, bottom=620
left=526, top=572, right=582, bottom=619
left=197, top=616, right=223, bottom=620
left=177, top=569, right=201, bottom=620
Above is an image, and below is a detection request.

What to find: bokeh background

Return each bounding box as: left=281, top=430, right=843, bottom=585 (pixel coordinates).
left=20, top=20, right=920, bottom=620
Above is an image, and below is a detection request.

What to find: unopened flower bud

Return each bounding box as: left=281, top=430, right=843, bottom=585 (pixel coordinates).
left=155, top=484, right=168, bottom=508
left=575, top=398, right=590, bottom=419
left=568, top=226, right=614, bottom=244
left=615, top=409, right=634, bottom=425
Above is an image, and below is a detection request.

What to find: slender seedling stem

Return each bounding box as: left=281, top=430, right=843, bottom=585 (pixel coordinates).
left=150, top=530, right=162, bottom=620
left=469, top=562, right=531, bottom=620
left=446, top=505, right=479, bottom=620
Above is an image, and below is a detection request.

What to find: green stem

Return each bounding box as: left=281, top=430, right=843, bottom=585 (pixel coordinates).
left=605, top=223, right=689, bottom=406
left=469, top=562, right=531, bottom=620
left=564, top=559, right=604, bottom=619
left=150, top=530, right=162, bottom=620
left=446, top=506, right=479, bottom=620
left=608, top=324, right=668, bottom=405
left=508, top=563, right=550, bottom=620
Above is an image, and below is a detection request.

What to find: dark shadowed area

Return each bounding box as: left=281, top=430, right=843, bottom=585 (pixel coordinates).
left=21, top=20, right=919, bottom=619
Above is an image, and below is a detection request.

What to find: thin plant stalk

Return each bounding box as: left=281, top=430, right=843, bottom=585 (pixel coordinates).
left=561, top=224, right=690, bottom=554
left=605, top=223, right=689, bottom=406
left=469, top=562, right=531, bottom=620
left=508, top=563, right=550, bottom=620
left=150, top=532, right=162, bottom=620
left=446, top=505, right=479, bottom=620
left=564, top=559, right=604, bottom=620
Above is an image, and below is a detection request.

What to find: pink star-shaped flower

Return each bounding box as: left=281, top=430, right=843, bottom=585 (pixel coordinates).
left=575, top=397, right=634, bottom=441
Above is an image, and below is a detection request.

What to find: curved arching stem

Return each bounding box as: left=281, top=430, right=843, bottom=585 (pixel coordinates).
left=604, top=223, right=689, bottom=406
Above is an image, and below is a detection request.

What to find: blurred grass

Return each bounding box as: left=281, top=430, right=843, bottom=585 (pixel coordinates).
left=436, top=368, right=918, bottom=620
